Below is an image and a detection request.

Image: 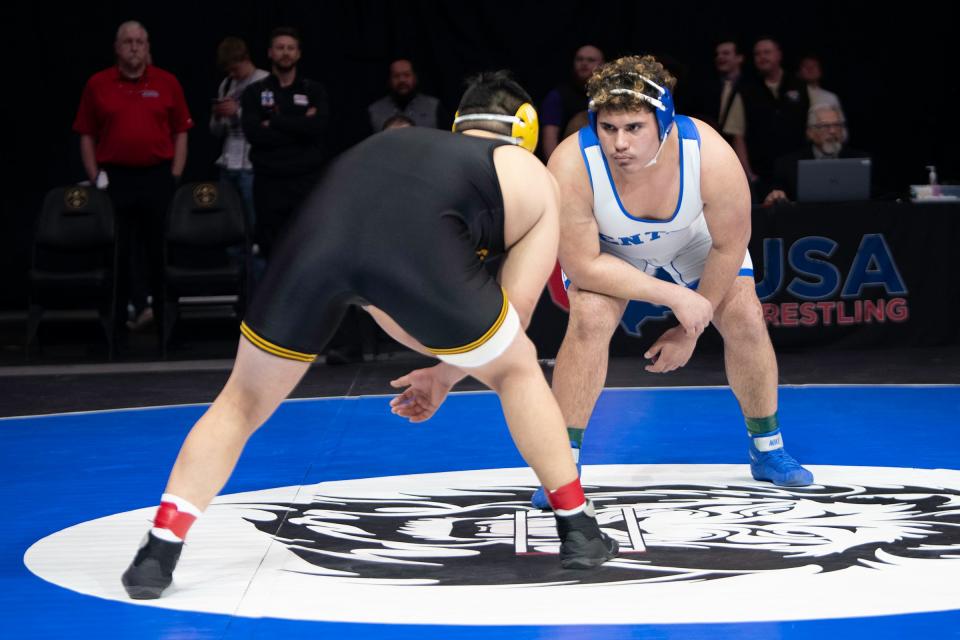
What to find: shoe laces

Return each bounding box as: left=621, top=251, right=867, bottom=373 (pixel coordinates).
left=760, top=447, right=803, bottom=471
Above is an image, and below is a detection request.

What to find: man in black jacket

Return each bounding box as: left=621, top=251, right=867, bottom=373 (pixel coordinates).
left=689, top=36, right=744, bottom=140
left=242, top=27, right=329, bottom=259
left=728, top=37, right=809, bottom=196
left=763, top=104, right=869, bottom=204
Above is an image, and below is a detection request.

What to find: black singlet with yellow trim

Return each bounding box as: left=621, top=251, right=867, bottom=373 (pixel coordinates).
left=243, top=127, right=510, bottom=361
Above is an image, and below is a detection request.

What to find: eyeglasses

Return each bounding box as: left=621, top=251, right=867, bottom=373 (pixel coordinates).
left=810, top=122, right=846, bottom=131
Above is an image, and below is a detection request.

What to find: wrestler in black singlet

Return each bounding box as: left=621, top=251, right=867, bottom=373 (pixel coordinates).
left=241, top=127, right=511, bottom=362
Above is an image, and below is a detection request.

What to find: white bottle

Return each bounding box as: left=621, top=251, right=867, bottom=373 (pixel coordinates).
left=926, top=165, right=942, bottom=197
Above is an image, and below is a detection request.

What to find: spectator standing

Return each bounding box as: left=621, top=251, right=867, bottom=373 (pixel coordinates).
left=367, top=59, right=447, bottom=132
left=73, top=20, right=193, bottom=334
left=797, top=54, right=844, bottom=113
left=210, top=37, right=268, bottom=235
left=540, top=44, right=605, bottom=160
left=724, top=37, right=809, bottom=193
left=690, top=37, right=745, bottom=138
left=241, top=27, right=329, bottom=260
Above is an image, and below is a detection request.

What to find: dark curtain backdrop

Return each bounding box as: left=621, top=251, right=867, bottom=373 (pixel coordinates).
left=2, top=1, right=958, bottom=307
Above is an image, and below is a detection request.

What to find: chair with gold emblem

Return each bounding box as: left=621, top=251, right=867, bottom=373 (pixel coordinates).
left=160, top=181, right=250, bottom=357
left=26, top=185, right=118, bottom=359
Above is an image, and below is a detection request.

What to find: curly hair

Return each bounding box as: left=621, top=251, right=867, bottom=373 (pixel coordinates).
left=586, top=55, right=676, bottom=113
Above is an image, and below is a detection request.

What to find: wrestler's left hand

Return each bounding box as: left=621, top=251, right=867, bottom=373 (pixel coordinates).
left=644, top=326, right=698, bottom=373
left=389, top=364, right=457, bottom=423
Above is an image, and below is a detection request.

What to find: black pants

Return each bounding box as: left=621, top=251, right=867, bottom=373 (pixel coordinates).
left=252, top=171, right=319, bottom=261
left=103, top=163, right=175, bottom=326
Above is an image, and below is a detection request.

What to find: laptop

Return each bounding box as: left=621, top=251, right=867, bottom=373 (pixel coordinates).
left=796, top=157, right=871, bottom=202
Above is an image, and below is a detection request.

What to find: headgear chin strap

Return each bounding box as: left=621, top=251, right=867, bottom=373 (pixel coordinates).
left=452, top=102, right=539, bottom=153
left=588, top=73, right=675, bottom=167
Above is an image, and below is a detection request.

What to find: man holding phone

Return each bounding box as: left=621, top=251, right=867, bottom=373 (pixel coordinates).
left=210, top=37, right=269, bottom=233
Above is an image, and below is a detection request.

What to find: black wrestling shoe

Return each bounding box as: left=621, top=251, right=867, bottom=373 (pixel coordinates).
left=555, top=501, right=619, bottom=569
left=121, top=532, right=183, bottom=599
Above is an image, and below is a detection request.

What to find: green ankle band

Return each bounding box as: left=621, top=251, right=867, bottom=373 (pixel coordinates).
left=745, top=414, right=778, bottom=435
left=567, top=427, right=585, bottom=447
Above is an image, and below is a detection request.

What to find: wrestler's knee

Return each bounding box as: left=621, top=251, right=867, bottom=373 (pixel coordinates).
left=715, top=282, right=767, bottom=343
left=566, top=288, right=624, bottom=342
left=469, top=330, right=540, bottom=393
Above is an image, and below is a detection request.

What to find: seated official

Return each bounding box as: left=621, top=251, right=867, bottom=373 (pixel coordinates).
left=763, top=104, right=869, bottom=205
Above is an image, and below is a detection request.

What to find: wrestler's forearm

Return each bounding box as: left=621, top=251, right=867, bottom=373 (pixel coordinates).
left=568, top=253, right=683, bottom=308
left=80, top=135, right=99, bottom=184
left=172, top=132, right=188, bottom=177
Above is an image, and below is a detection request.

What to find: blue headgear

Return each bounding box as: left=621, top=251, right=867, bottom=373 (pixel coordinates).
left=588, top=73, right=676, bottom=166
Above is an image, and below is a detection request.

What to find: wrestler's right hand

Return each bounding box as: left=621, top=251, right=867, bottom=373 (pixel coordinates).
left=669, top=287, right=714, bottom=337
left=389, top=364, right=460, bottom=423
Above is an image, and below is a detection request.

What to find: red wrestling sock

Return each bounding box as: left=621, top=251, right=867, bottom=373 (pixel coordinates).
left=547, top=478, right=587, bottom=516
left=151, top=493, right=201, bottom=542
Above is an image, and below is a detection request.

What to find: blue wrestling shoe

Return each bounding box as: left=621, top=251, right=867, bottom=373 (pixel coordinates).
left=749, top=429, right=814, bottom=487
left=532, top=442, right=581, bottom=510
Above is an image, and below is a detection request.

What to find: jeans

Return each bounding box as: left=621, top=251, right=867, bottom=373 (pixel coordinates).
left=220, top=168, right=256, bottom=232
left=220, top=168, right=266, bottom=285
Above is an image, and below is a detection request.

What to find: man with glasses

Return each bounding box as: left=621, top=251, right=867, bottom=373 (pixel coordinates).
left=763, top=104, right=868, bottom=205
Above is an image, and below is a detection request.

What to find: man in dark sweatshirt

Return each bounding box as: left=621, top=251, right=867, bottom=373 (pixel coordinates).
left=242, top=27, right=329, bottom=259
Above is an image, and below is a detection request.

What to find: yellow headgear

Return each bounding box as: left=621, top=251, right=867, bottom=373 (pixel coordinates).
left=452, top=102, right=539, bottom=153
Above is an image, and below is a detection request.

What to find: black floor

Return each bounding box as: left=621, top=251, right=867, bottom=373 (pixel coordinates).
left=3, top=345, right=958, bottom=418
left=3, top=304, right=959, bottom=417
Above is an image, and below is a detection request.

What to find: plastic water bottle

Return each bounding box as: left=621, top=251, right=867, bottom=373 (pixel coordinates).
left=926, top=165, right=943, bottom=196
